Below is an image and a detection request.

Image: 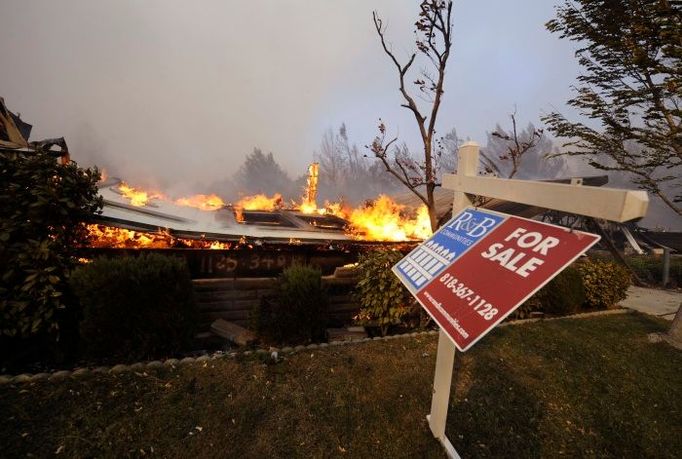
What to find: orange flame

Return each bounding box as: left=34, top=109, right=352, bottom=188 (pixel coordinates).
left=175, top=194, right=225, bottom=211
left=299, top=201, right=321, bottom=214
left=236, top=193, right=283, bottom=211
left=96, top=173, right=434, bottom=245
left=347, top=195, right=431, bottom=241
left=85, top=224, right=232, bottom=249
left=118, top=182, right=165, bottom=207
left=233, top=193, right=283, bottom=222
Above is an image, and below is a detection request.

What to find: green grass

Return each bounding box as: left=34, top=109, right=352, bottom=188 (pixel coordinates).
left=1, top=313, right=680, bottom=458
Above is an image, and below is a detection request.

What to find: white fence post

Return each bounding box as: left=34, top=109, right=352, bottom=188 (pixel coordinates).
left=426, top=141, right=480, bottom=457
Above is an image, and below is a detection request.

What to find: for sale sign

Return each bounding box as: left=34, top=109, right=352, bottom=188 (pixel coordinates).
left=393, top=208, right=600, bottom=351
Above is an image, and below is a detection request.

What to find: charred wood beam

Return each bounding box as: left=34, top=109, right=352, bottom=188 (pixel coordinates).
left=29, top=137, right=70, bottom=164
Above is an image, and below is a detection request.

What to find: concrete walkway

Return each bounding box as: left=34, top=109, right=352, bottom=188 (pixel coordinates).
left=620, top=286, right=681, bottom=320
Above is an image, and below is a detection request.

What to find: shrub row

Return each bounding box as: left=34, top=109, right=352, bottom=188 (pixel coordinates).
left=66, top=252, right=635, bottom=358
left=352, top=250, right=633, bottom=327
left=251, top=264, right=328, bottom=344
left=70, top=253, right=198, bottom=361
left=626, top=254, right=681, bottom=287
left=5, top=248, right=637, bottom=369
left=533, top=258, right=631, bottom=315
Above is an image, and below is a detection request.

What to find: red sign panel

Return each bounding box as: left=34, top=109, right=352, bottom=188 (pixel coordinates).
left=415, top=215, right=600, bottom=351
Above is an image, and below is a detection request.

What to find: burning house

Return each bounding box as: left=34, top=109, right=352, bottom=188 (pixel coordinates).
left=87, top=158, right=433, bottom=253
left=4, top=96, right=674, bottom=334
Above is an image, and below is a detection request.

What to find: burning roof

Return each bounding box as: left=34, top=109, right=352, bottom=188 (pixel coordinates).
left=90, top=172, right=610, bottom=250
left=91, top=175, right=432, bottom=248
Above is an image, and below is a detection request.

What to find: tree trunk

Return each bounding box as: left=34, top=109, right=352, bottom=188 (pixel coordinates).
left=667, top=303, right=682, bottom=348
left=427, top=183, right=438, bottom=232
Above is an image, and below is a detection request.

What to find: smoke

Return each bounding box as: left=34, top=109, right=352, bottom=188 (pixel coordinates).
left=0, top=0, right=411, bottom=192
left=3, top=1, right=678, bottom=228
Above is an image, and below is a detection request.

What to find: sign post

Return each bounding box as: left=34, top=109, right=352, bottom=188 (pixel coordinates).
left=393, top=142, right=649, bottom=458
left=427, top=142, right=477, bottom=456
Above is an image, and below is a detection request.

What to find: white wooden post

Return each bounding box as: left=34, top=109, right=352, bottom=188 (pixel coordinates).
left=426, top=141, right=479, bottom=458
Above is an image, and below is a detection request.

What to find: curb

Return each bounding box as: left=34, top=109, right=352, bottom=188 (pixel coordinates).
left=498, top=308, right=633, bottom=328
left=0, top=309, right=633, bottom=385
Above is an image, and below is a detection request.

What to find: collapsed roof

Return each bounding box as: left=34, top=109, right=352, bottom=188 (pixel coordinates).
left=94, top=176, right=615, bottom=245
left=95, top=178, right=353, bottom=244
left=0, top=97, right=31, bottom=149
left=0, top=97, right=70, bottom=162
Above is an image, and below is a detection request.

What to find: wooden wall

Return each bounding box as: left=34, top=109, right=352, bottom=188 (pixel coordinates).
left=193, top=272, right=359, bottom=330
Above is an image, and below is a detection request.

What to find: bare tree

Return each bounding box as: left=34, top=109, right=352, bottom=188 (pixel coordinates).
left=481, top=112, right=563, bottom=180
left=369, top=0, right=453, bottom=231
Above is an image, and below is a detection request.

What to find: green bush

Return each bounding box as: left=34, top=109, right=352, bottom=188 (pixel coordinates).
left=0, top=151, right=101, bottom=340
left=535, top=266, right=586, bottom=316
left=577, top=258, right=631, bottom=309
left=252, top=265, right=328, bottom=344
left=70, top=254, right=198, bottom=360
left=354, top=249, right=419, bottom=336
left=627, top=255, right=681, bottom=287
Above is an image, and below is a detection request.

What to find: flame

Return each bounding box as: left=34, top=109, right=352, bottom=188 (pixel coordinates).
left=299, top=201, right=321, bottom=214
left=323, top=201, right=350, bottom=219
left=236, top=193, right=283, bottom=211
left=347, top=195, right=431, bottom=241
left=95, top=167, right=434, bottom=246
left=208, top=240, right=230, bottom=250
left=85, top=224, right=233, bottom=249
left=234, top=193, right=283, bottom=222
left=299, top=162, right=319, bottom=213
left=175, top=194, right=225, bottom=211
left=86, top=224, right=169, bottom=248
left=118, top=182, right=165, bottom=207
left=115, top=180, right=226, bottom=211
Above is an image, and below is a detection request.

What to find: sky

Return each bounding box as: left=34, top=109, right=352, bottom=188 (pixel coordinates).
left=0, top=1, right=580, bottom=183
left=0, top=0, right=678, bottom=228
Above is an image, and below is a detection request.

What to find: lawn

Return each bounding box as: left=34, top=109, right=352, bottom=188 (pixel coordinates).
left=1, top=313, right=680, bottom=458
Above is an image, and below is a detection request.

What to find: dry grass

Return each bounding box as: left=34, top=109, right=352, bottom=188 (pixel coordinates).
left=1, top=313, right=680, bottom=458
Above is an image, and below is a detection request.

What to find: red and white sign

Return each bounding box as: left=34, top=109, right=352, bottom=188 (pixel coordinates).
left=404, top=210, right=600, bottom=351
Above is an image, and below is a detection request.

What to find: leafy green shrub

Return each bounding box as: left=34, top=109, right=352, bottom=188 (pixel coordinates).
left=627, top=255, right=681, bottom=287
left=0, top=151, right=101, bottom=340
left=70, top=254, right=198, bottom=360
left=354, top=249, right=418, bottom=336
left=535, top=266, right=586, bottom=316
left=577, top=258, right=631, bottom=309
left=252, top=265, right=328, bottom=344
